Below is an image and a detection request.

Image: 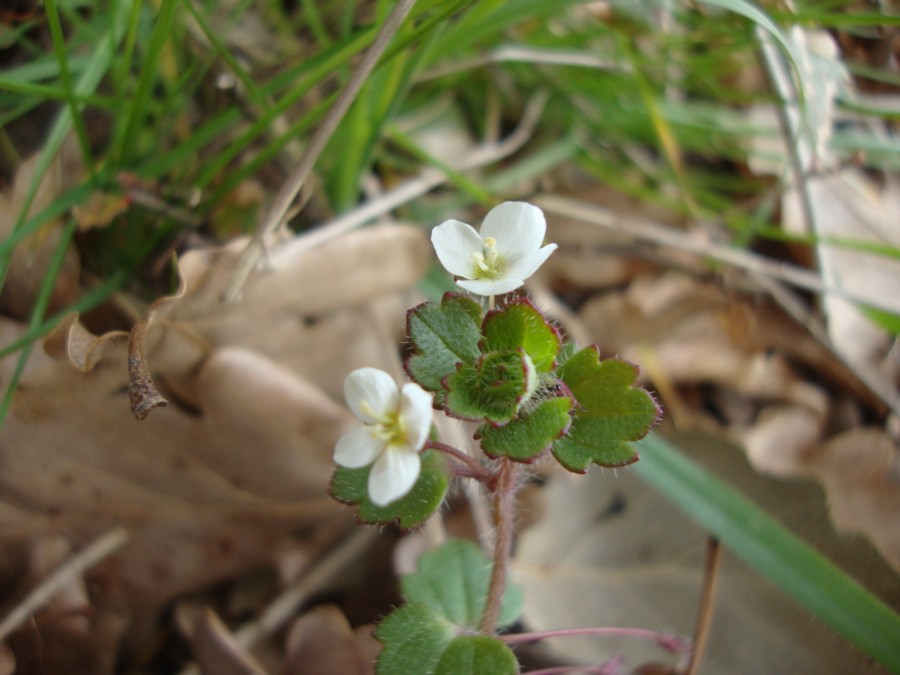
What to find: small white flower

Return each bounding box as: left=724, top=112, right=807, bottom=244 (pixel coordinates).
left=431, top=201, right=557, bottom=296
left=334, top=368, right=434, bottom=507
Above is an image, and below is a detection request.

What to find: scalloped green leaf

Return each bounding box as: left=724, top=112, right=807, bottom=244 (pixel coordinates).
left=481, top=298, right=561, bottom=372
left=406, top=292, right=484, bottom=405
left=552, top=345, right=660, bottom=471
left=330, top=449, right=449, bottom=528
left=435, top=636, right=519, bottom=675
left=444, top=350, right=531, bottom=424
left=375, top=603, right=454, bottom=675
left=401, top=539, right=523, bottom=630
left=478, top=396, right=573, bottom=461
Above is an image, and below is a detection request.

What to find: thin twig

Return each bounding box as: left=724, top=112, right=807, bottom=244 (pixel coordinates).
left=267, top=91, right=548, bottom=268
left=0, top=527, right=130, bottom=642
left=685, top=537, right=722, bottom=675
left=223, top=0, right=419, bottom=301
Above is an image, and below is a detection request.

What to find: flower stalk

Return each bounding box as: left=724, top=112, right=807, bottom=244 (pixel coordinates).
left=480, top=456, right=519, bottom=634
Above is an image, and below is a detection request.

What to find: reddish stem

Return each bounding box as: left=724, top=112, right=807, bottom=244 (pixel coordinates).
left=501, top=626, right=692, bottom=656
left=479, top=456, right=518, bottom=634
left=426, top=440, right=491, bottom=481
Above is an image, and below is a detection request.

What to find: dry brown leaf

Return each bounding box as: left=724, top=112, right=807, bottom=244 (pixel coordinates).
left=71, top=191, right=129, bottom=231
left=738, top=405, right=824, bottom=478
left=805, top=429, right=900, bottom=572
left=0, top=643, right=14, bottom=675
left=515, top=446, right=893, bottom=674
left=283, top=605, right=376, bottom=675
left=0, top=151, right=81, bottom=320
left=190, top=609, right=268, bottom=675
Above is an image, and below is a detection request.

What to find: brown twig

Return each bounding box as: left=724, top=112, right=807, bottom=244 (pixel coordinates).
left=684, top=537, right=722, bottom=675
left=222, top=0, right=419, bottom=301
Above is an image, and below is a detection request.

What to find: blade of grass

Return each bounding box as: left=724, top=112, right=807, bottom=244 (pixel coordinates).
left=44, top=0, right=95, bottom=171
left=115, top=0, right=179, bottom=164
left=0, top=220, right=77, bottom=427
left=300, top=0, right=332, bottom=46
left=182, top=0, right=265, bottom=108
left=385, top=126, right=491, bottom=204
left=634, top=434, right=900, bottom=673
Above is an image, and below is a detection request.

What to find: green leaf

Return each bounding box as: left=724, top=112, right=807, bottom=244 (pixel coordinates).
left=435, top=636, right=519, bottom=675
left=406, top=293, right=484, bottom=405
left=478, top=396, right=573, bottom=461
left=481, top=299, right=561, bottom=372
left=445, top=350, right=532, bottom=425
left=330, top=449, right=448, bottom=529
left=375, top=603, right=454, bottom=675
left=401, top=539, right=523, bottom=630
left=635, top=434, right=900, bottom=674
left=552, top=346, right=660, bottom=471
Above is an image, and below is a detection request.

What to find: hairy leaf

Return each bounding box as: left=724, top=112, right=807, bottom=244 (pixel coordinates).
left=405, top=292, right=483, bottom=405
left=552, top=346, right=660, bottom=471
left=330, top=449, right=448, bottom=528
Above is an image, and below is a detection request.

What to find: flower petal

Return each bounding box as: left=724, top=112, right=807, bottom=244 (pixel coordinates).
left=431, top=220, right=483, bottom=278
left=480, top=202, right=546, bottom=264
left=334, top=425, right=385, bottom=468
left=344, top=367, right=399, bottom=423
left=400, top=382, right=433, bottom=451
left=457, top=277, right=525, bottom=296
left=368, top=446, right=422, bottom=506
left=504, top=242, right=557, bottom=281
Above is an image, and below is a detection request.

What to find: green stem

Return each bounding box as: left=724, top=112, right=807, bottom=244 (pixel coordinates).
left=479, top=456, right=518, bottom=634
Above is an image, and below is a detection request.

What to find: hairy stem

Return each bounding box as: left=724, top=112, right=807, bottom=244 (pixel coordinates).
left=479, top=456, right=518, bottom=634
left=501, top=626, right=692, bottom=657
left=427, top=440, right=490, bottom=481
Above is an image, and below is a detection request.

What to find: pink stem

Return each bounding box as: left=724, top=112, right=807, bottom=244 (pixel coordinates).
left=501, top=626, right=692, bottom=656
left=479, top=457, right=518, bottom=633
left=426, top=440, right=490, bottom=481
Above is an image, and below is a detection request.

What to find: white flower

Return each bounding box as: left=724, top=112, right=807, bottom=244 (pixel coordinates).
left=431, top=201, right=557, bottom=296
left=334, top=368, right=434, bottom=507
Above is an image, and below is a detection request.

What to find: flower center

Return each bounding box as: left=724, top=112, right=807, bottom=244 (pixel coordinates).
left=471, top=237, right=506, bottom=280
left=360, top=401, right=407, bottom=447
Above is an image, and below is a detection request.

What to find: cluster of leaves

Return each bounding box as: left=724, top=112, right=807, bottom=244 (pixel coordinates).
left=332, top=293, right=660, bottom=527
